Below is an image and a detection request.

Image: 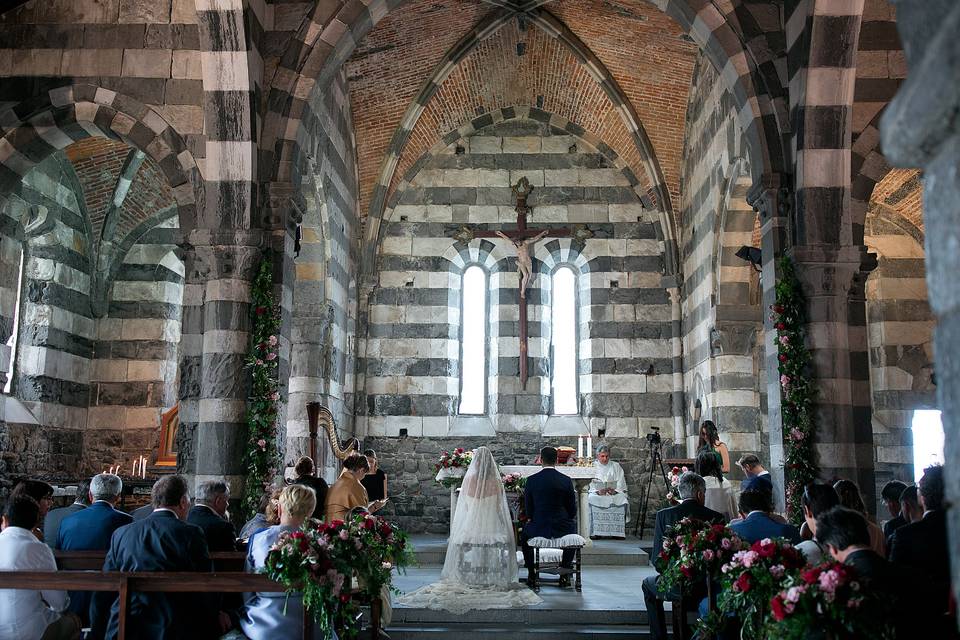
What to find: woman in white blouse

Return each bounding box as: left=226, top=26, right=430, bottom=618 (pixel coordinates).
left=695, top=451, right=737, bottom=521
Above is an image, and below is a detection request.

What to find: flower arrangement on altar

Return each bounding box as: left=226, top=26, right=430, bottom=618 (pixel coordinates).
left=501, top=472, right=526, bottom=493
left=434, top=448, right=473, bottom=486
left=701, top=537, right=807, bottom=638
left=657, top=518, right=745, bottom=594
left=664, top=465, right=688, bottom=504
left=767, top=562, right=893, bottom=640
left=264, top=513, right=414, bottom=638
left=242, top=252, right=281, bottom=519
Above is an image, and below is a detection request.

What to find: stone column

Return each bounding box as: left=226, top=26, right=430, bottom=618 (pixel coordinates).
left=186, top=229, right=262, bottom=498
left=880, top=0, right=960, bottom=611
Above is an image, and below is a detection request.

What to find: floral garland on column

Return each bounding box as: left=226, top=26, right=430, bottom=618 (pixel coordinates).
left=771, top=257, right=818, bottom=524
left=241, top=252, right=281, bottom=519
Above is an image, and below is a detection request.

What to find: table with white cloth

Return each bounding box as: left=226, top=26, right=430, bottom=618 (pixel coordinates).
left=586, top=460, right=629, bottom=537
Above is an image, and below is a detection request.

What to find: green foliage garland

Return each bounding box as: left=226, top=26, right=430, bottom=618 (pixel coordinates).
left=242, top=252, right=281, bottom=519
left=772, top=257, right=818, bottom=524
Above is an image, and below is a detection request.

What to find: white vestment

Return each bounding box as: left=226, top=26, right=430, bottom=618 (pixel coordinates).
left=587, top=460, right=628, bottom=508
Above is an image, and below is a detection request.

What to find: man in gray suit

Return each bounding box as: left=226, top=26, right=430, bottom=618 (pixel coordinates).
left=44, top=480, right=90, bottom=548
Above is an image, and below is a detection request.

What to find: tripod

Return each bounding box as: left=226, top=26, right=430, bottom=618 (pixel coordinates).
left=633, top=438, right=672, bottom=538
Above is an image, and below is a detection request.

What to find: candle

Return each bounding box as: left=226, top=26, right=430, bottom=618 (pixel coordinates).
left=586, top=436, right=592, bottom=459
left=577, top=436, right=584, bottom=459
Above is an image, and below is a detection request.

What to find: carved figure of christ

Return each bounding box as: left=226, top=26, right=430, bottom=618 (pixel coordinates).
left=496, top=230, right=548, bottom=299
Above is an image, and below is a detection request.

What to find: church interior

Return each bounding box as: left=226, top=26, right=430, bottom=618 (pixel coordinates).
left=0, top=0, right=958, bottom=636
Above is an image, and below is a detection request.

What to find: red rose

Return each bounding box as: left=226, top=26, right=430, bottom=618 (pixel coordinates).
left=775, top=322, right=786, bottom=330
left=758, top=542, right=776, bottom=558
left=735, top=573, right=752, bottom=593
left=363, top=519, right=376, bottom=530
left=680, top=564, right=693, bottom=578
left=773, top=305, right=784, bottom=314
left=801, top=567, right=821, bottom=584
left=255, top=306, right=267, bottom=315
left=771, top=595, right=787, bottom=621
left=778, top=354, right=787, bottom=362
left=340, top=594, right=350, bottom=603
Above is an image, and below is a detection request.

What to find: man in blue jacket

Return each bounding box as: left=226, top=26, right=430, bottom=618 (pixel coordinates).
left=730, top=489, right=800, bottom=543
left=521, top=446, right=578, bottom=587
left=57, top=473, right=133, bottom=625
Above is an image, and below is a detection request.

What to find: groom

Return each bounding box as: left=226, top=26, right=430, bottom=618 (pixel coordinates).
left=521, top=446, right=578, bottom=587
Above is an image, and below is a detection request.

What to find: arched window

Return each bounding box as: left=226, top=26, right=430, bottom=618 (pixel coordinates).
left=4, top=248, right=24, bottom=394
left=458, top=265, right=487, bottom=414
left=551, top=266, right=578, bottom=414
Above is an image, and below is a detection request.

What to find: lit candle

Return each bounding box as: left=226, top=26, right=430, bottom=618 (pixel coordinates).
left=577, top=436, right=584, bottom=459
left=586, top=436, right=592, bottom=459
left=141, top=456, right=146, bottom=479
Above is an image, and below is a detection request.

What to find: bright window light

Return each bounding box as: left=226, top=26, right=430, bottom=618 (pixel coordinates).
left=551, top=267, right=578, bottom=415
left=458, top=265, right=487, bottom=414
left=4, top=249, right=24, bottom=395
left=911, top=409, right=944, bottom=481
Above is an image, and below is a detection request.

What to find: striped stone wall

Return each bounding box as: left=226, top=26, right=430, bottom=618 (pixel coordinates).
left=679, top=54, right=765, bottom=479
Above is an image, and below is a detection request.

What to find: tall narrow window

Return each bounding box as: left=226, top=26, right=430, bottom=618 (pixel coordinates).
left=4, top=248, right=24, bottom=394
left=551, top=266, right=578, bottom=414
left=911, top=409, right=944, bottom=481
left=458, top=265, right=487, bottom=414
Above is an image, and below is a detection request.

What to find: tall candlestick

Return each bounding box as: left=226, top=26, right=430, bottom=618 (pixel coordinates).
left=586, top=436, right=592, bottom=459
left=577, top=436, right=584, bottom=459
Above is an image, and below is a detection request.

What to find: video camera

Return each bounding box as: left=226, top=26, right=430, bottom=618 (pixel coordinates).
left=645, top=425, right=661, bottom=446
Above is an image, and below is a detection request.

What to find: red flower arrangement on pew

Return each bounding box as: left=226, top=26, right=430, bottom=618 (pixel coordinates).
left=264, top=513, right=414, bottom=638
left=767, top=562, right=894, bottom=640
left=657, top=518, right=745, bottom=594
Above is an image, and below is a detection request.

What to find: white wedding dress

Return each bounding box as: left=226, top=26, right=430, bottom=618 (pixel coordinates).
left=397, top=447, right=542, bottom=613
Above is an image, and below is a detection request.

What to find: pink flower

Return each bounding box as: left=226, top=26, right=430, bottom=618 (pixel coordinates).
left=256, top=359, right=264, bottom=366
left=270, top=391, right=280, bottom=401
left=779, top=335, right=789, bottom=346
left=819, top=569, right=841, bottom=594
left=266, top=352, right=277, bottom=361
left=721, top=538, right=732, bottom=549
left=339, top=529, right=350, bottom=540
left=780, top=374, right=791, bottom=388
left=703, top=549, right=714, bottom=561
left=770, top=564, right=785, bottom=579
left=257, top=438, right=267, bottom=449
left=790, top=428, right=805, bottom=441
left=268, top=335, right=278, bottom=346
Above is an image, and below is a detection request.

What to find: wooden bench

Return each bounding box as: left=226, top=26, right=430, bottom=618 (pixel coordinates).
left=54, top=550, right=247, bottom=572
left=2, top=568, right=382, bottom=640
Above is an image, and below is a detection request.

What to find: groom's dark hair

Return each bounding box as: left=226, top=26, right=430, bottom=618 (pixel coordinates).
left=540, top=447, right=558, bottom=465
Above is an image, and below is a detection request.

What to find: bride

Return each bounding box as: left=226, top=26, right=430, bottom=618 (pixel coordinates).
left=397, top=446, right=542, bottom=613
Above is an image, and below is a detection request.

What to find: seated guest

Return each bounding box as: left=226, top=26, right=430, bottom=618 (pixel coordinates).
left=326, top=454, right=385, bottom=522
left=293, top=456, right=329, bottom=520
left=44, top=481, right=90, bottom=549
left=131, top=502, right=154, bottom=521
left=187, top=480, right=237, bottom=552
left=91, top=475, right=223, bottom=640
left=239, top=484, right=331, bottom=639
left=239, top=491, right=274, bottom=540
left=696, top=451, right=737, bottom=521
left=730, top=490, right=800, bottom=544
left=57, top=474, right=133, bottom=625
left=0, top=495, right=80, bottom=640
left=880, top=480, right=908, bottom=541
left=737, top=454, right=772, bottom=494
left=796, top=483, right=840, bottom=564
left=587, top=444, right=629, bottom=538
left=360, top=449, right=388, bottom=503
left=642, top=472, right=723, bottom=640
left=899, top=485, right=922, bottom=524
left=833, top=479, right=885, bottom=555
left=10, top=480, right=54, bottom=541
left=890, top=465, right=950, bottom=619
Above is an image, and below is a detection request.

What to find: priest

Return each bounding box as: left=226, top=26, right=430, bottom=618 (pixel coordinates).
left=587, top=445, right=629, bottom=538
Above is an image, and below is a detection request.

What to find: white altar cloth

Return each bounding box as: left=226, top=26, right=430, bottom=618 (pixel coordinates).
left=499, top=465, right=598, bottom=538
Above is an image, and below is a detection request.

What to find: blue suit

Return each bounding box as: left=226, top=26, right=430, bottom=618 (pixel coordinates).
left=57, top=501, right=133, bottom=623
left=521, top=467, right=577, bottom=574
left=730, top=511, right=800, bottom=544
left=741, top=473, right=773, bottom=494
left=90, top=510, right=215, bottom=640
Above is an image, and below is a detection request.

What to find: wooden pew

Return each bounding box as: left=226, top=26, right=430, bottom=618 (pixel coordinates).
left=5, top=568, right=382, bottom=640
left=54, top=550, right=246, bottom=572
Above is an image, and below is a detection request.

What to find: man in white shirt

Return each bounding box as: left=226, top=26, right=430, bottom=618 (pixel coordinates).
left=0, top=495, right=80, bottom=640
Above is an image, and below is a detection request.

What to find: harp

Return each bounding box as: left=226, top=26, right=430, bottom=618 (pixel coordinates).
left=307, top=402, right=357, bottom=462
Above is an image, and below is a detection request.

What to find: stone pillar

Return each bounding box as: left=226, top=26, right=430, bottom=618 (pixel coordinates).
left=186, top=229, right=262, bottom=497
left=880, top=0, right=960, bottom=611
left=748, top=174, right=790, bottom=511
left=790, top=245, right=877, bottom=508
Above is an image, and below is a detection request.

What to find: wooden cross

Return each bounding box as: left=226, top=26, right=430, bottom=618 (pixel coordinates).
left=451, top=177, right=592, bottom=390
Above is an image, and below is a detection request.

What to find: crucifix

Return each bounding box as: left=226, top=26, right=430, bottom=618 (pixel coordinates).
left=451, top=177, right=592, bottom=389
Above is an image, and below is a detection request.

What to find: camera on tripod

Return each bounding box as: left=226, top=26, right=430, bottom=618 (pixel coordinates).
left=645, top=425, right=661, bottom=446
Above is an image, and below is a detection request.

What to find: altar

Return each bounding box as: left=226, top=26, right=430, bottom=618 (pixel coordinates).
left=445, top=465, right=599, bottom=539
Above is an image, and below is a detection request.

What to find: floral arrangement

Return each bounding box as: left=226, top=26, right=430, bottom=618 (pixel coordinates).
left=664, top=465, right=689, bottom=504
left=264, top=513, right=413, bottom=638
left=773, top=257, right=819, bottom=524
left=434, top=448, right=473, bottom=486
left=502, top=472, right=526, bottom=492
left=658, top=518, right=745, bottom=594
left=242, top=252, right=281, bottom=519
left=767, top=563, right=893, bottom=640
left=703, top=537, right=806, bottom=638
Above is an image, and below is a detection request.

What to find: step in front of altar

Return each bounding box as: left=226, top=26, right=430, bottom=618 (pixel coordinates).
left=388, top=607, right=653, bottom=639
left=407, top=534, right=649, bottom=566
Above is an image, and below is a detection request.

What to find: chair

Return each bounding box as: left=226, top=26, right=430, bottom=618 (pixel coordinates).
left=526, top=534, right=587, bottom=592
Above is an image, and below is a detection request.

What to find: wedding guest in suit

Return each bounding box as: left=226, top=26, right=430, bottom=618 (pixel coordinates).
left=360, top=449, right=388, bottom=503
left=642, top=472, right=724, bottom=640
left=730, top=489, right=800, bottom=544
left=44, top=481, right=90, bottom=549
left=796, top=483, right=840, bottom=564
left=696, top=451, right=737, bottom=521
left=131, top=502, right=154, bottom=521
left=833, top=479, right=885, bottom=555
left=187, top=480, right=237, bottom=552
left=890, top=465, right=950, bottom=618
left=326, top=454, right=385, bottom=522
left=57, top=474, right=132, bottom=625
left=9, top=480, right=54, bottom=541
left=91, top=475, right=223, bottom=640
left=697, top=420, right=730, bottom=473
left=0, top=495, right=80, bottom=640
left=737, top=454, right=773, bottom=494
left=293, top=456, right=329, bottom=520
left=240, top=484, right=334, bottom=639
left=521, top=446, right=578, bottom=587
left=880, top=480, right=909, bottom=540
left=899, top=485, right=922, bottom=523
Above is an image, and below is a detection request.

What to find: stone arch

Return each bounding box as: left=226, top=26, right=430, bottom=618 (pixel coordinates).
left=0, top=84, right=203, bottom=233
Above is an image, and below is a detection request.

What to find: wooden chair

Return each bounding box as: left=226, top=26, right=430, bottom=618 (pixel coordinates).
left=526, top=534, right=586, bottom=592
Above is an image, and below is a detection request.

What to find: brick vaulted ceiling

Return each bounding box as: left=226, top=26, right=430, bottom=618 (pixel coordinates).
left=346, top=0, right=697, bottom=224
left=870, top=168, right=923, bottom=234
